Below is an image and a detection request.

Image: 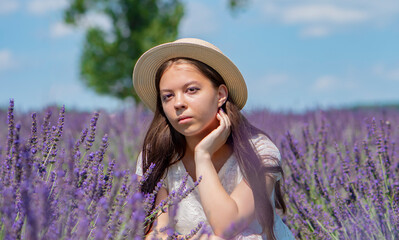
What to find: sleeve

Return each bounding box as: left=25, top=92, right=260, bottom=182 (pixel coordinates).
left=135, top=151, right=143, bottom=176
left=251, top=134, right=282, bottom=181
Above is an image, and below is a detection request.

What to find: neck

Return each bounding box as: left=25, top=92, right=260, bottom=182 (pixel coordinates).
left=185, top=134, right=205, bottom=153
left=184, top=134, right=233, bottom=164
left=185, top=117, right=220, bottom=153
left=183, top=117, right=231, bottom=160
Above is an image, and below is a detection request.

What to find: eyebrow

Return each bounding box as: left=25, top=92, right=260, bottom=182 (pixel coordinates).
left=160, top=80, right=200, bottom=93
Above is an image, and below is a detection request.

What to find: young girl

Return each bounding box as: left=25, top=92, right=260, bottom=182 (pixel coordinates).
left=133, top=38, right=294, bottom=240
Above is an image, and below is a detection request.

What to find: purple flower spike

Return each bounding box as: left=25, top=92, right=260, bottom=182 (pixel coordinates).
left=97, top=134, right=109, bottom=163
left=6, top=99, right=15, bottom=156
left=30, top=113, right=38, bottom=155
left=49, top=105, right=65, bottom=158
left=85, top=112, right=99, bottom=152
left=1, top=98, right=399, bottom=239
left=40, top=110, right=52, bottom=154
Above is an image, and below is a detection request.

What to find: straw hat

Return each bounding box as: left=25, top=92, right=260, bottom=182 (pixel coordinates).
left=132, top=38, right=247, bottom=112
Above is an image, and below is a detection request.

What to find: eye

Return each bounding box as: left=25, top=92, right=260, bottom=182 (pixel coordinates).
left=186, top=87, right=199, bottom=93
left=161, top=93, right=173, bottom=102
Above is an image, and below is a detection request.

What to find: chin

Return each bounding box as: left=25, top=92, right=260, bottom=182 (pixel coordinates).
left=179, top=129, right=202, bottom=137
left=181, top=126, right=215, bottom=138
left=173, top=117, right=219, bottom=138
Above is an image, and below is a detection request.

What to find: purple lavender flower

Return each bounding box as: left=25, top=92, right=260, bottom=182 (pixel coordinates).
left=85, top=112, right=99, bottom=152
left=49, top=105, right=65, bottom=158
left=1, top=100, right=399, bottom=239
left=29, top=113, right=38, bottom=156
left=6, top=99, right=14, bottom=156
left=40, top=110, right=52, bottom=155
left=96, top=134, right=108, bottom=163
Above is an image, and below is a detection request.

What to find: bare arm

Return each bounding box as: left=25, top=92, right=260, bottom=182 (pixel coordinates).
left=136, top=174, right=170, bottom=240
left=144, top=186, right=170, bottom=240
left=195, top=152, right=276, bottom=237
left=194, top=109, right=276, bottom=237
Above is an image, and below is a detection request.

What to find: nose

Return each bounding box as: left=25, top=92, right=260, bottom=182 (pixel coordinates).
left=174, top=93, right=187, bottom=110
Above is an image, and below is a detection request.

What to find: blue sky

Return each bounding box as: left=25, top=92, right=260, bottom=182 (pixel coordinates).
left=1, top=0, right=399, bottom=113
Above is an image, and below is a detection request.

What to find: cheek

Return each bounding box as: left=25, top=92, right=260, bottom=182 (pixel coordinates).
left=162, top=105, right=174, bottom=121
left=199, top=102, right=218, bottom=121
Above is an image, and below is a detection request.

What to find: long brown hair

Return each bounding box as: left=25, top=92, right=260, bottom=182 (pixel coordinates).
left=140, top=58, right=286, bottom=240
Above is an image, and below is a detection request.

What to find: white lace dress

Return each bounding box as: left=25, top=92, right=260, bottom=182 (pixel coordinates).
left=136, top=134, right=295, bottom=240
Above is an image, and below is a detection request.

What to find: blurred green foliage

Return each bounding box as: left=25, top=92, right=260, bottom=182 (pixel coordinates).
left=64, top=0, right=250, bottom=103
left=228, top=0, right=250, bottom=13
left=64, top=0, right=184, bottom=102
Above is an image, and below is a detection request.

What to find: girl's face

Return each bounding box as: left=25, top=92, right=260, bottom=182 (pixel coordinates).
left=159, top=63, right=227, bottom=138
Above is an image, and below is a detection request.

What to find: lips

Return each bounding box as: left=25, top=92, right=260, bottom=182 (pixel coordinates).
left=178, top=116, right=192, bottom=123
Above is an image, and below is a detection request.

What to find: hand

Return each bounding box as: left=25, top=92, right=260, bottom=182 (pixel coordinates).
left=195, top=108, right=231, bottom=157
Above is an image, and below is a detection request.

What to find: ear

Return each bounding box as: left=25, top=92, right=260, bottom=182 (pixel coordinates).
left=217, top=84, right=228, bottom=108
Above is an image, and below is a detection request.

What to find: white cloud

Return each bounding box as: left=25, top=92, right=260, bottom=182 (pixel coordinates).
left=180, top=2, right=219, bottom=36
left=386, top=69, right=399, bottom=81
left=301, top=26, right=330, bottom=37
left=260, top=0, right=399, bottom=37
left=79, top=12, right=113, bottom=32
left=260, top=74, right=289, bottom=86
left=50, top=21, right=75, bottom=38
left=248, top=73, right=291, bottom=95
left=49, top=12, right=112, bottom=38
left=312, top=76, right=337, bottom=91
left=282, top=5, right=368, bottom=24
left=373, top=64, right=399, bottom=81
left=24, top=0, right=112, bottom=39
left=27, top=0, right=68, bottom=15
left=47, top=81, right=123, bottom=111
left=0, top=0, right=20, bottom=14
left=0, top=49, right=17, bottom=72
left=49, top=82, right=85, bottom=101
left=27, top=0, right=112, bottom=38
left=311, top=75, right=356, bottom=92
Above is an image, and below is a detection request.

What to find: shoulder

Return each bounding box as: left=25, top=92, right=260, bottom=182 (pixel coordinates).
left=249, top=133, right=281, bottom=167
left=135, top=151, right=144, bottom=176
left=135, top=151, right=170, bottom=189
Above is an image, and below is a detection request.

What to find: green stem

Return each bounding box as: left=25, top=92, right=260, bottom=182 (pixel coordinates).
left=315, top=219, right=339, bottom=240
left=43, top=144, right=54, bottom=167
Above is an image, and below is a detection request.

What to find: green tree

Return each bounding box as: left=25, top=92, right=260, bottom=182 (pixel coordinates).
left=64, top=0, right=184, bottom=102
left=64, top=0, right=249, bottom=103
left=228, top=0, right=250, bottom=12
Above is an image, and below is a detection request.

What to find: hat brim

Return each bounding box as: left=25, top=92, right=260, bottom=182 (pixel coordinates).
left=133, top=40, right=247, bottom=112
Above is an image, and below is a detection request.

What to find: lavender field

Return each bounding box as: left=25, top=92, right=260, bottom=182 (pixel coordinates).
left=1, top=99, right=398, bottom=239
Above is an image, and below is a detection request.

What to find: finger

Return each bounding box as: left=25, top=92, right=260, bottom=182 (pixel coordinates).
left=218, top=111, right=228, bottom=129
left=217, top=113, right=227, bottom=131
left=217, top=112, right=230, bottom=138
left=219, top=109, right=231, bottom=128
left=220, top=108, right=229, bottom=123
left=224, top=112, right=231, bottom=128
left=221, top=111, right=231, bottom=136
left=216, top=113, right=227, bottom=133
